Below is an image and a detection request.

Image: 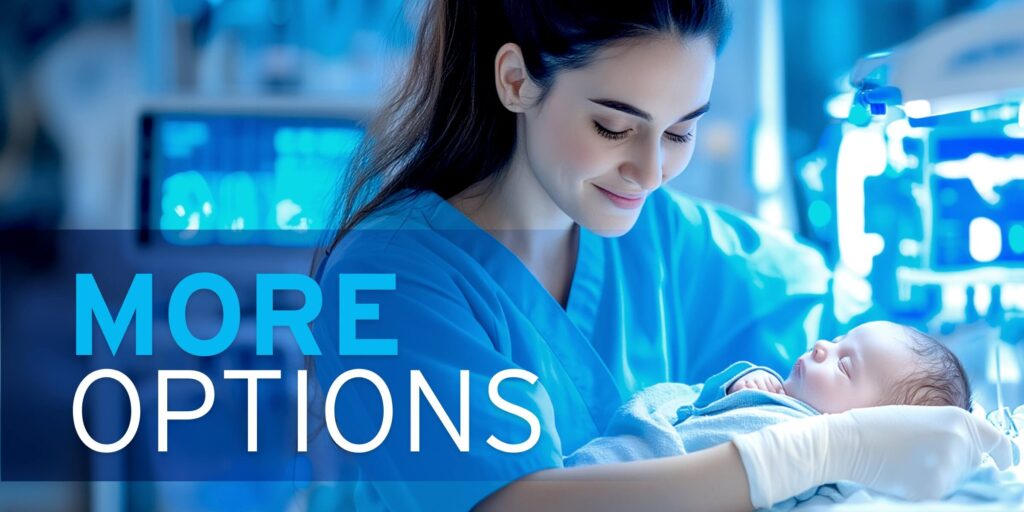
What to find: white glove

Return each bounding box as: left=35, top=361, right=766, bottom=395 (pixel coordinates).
left=732, top=405, right=1015, bottom=508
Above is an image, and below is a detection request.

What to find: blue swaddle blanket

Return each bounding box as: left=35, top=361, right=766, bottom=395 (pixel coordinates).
left=564, top=362, right=859, bottom=511
left=565, top=361, right=1024, bottom=509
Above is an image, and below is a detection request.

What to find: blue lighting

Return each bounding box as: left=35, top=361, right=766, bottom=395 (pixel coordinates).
left=149, top=114, right=364, bottom=246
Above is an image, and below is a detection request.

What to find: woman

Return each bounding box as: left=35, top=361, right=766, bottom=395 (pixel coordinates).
left=311, top=1, right=1012, bottom=510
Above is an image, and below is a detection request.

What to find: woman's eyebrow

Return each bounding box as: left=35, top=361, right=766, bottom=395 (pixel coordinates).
left=588, top=98, right=711, bottom=123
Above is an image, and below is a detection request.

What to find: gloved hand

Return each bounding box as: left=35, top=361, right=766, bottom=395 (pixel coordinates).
left=732, top=405, right=1015, bottom=508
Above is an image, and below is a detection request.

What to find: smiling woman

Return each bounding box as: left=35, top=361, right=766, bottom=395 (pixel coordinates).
left=473, top=34, right=716, bottom=238
left=309, top=1, right=1012, bottom=511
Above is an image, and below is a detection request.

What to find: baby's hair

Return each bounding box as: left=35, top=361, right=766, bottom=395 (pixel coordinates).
left=888, top=326, right=971, bottom=410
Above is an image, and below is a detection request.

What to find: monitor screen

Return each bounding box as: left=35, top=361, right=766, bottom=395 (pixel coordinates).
left=929, top=146, right=1024, bottom=269
left=138, top=110, right=365, bottom=246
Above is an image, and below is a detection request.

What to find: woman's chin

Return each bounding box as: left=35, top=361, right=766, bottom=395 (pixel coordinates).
left=579, top=212, right=641, bottom=238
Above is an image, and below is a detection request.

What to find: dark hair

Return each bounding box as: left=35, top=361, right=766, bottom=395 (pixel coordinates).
left=323, top=0, right=731, bottom=251
left=306, top=0, right=731, bottom=442
left=888, top=327, right=971, bottom=410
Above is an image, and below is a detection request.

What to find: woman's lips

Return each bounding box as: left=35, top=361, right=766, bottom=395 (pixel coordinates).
left=594, top=185, right=646, bottom=209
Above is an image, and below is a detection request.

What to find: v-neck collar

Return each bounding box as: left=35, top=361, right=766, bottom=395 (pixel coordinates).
left=420, top=191, right=605, bottom=333
left=418, top=191, right=622, bottom=432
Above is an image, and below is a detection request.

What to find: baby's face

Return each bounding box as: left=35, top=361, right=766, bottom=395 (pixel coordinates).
left=783, top=321, right=917, bottom=414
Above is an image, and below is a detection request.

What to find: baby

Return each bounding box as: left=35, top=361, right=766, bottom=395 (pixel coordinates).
left=565, top=321, right=971, bottom=508
left=727, top=320, right=970, bottom=413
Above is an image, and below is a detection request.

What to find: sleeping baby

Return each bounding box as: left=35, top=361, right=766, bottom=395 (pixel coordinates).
left=564, top=320, right=971, bottom=509
left=728, top=320, right=969, bottom=413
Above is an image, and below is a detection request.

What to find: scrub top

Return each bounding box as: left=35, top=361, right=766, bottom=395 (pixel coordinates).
left=311, top=187, right=832, bottom=512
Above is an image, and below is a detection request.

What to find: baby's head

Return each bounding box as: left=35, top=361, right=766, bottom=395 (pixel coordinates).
left=782, top=321, right=970, bottom=414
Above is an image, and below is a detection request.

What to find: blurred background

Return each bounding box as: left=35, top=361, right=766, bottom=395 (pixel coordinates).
left=2, top=0, right=1023, bottom=510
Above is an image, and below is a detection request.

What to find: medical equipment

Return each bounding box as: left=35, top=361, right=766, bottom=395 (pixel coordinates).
left=78, top=99, right=375, bottom=511
left=795, top=1, right=1024, bottom=442
left=136, top=99, right=370, bottom=247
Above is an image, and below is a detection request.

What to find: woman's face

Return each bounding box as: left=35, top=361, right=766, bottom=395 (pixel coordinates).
left=519, top=35, right=716, bottom=236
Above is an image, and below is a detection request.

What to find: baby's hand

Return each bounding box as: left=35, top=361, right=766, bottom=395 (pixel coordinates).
left=728, top=370, right=785, bottom=395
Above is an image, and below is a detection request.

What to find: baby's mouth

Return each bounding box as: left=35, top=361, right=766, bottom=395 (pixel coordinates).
left=792, top=358, right=804, bottom=378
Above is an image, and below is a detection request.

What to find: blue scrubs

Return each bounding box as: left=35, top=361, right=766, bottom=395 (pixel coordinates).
left=312, top=187, right=832, bottom=511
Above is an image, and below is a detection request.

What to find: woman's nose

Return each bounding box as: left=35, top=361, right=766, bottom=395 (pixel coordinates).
left=620, top=141, right=663, bottom=191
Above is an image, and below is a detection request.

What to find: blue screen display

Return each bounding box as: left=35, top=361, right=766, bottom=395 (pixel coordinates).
left=142, top=113, right=364, bottom=246
left=931, top=176, right=1024, bottom=269
left=928, top=135, right=1024, bottom=269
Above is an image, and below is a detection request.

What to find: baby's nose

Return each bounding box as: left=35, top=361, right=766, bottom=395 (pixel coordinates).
left=811, top=346, right=827, bottom=363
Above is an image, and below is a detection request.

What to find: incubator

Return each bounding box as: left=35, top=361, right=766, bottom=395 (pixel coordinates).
left=794, top=0, right=1024, bottom=450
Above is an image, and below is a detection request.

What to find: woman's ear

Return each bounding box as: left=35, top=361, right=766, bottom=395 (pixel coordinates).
left=494, top=43, right=536, bottom=113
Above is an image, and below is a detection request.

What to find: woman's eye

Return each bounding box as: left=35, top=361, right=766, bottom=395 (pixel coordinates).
left=664, top=131, right=694, bottom=144
left=593, top=121, right=631, bottom=140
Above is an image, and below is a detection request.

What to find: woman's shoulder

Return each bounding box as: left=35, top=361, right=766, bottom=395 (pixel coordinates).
left=315, top=191, right=505, bottom=346
left=345, top=189, right=439, bottom=231
left=640, top=187, right=820, bottom=257
left=643, top=187, right=708, bottom=228
left=641, top=187, right=771, bottom=236
left=624, top=187, right=711, bottom=251
left=632, top=187, right=828, bottom=281
left=318, top=190, right=480, bottom=283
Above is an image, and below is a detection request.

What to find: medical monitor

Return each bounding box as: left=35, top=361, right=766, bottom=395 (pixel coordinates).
left=136, top=99, right=371, bottom=247
left=927, top=130, right=1024, bottom=270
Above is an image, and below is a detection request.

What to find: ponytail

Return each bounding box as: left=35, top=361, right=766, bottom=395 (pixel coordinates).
left=325, top=0, right=517, bottom=251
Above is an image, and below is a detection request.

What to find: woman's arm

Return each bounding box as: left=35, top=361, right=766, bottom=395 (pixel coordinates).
left=480, top=406, right=1015, bottom=512
left=477, top=442, right=752, bottom=512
